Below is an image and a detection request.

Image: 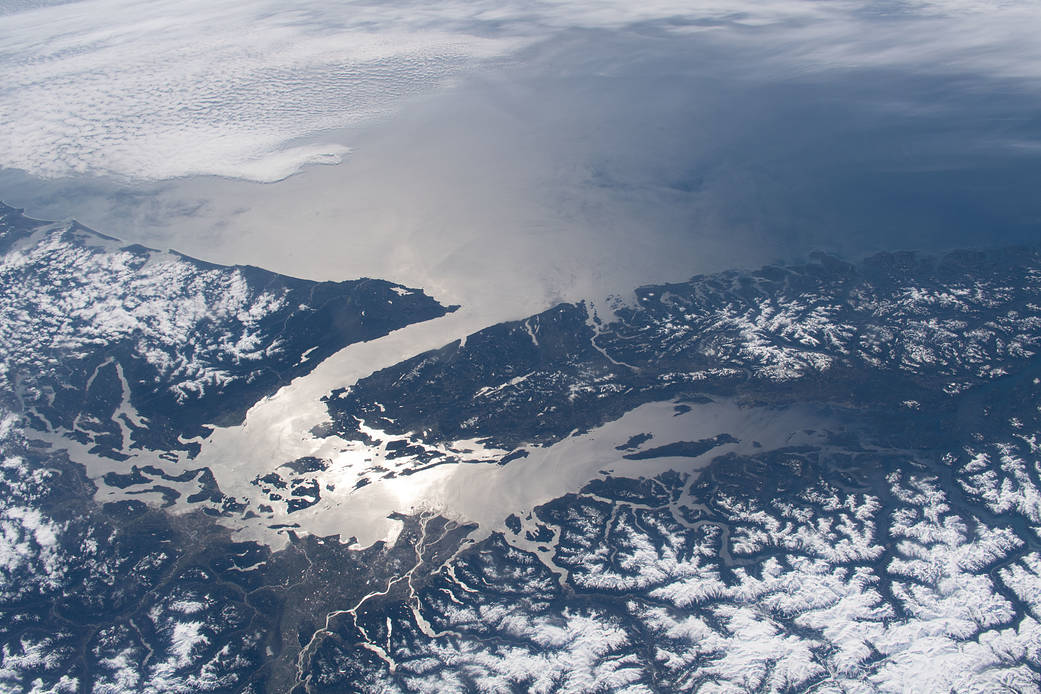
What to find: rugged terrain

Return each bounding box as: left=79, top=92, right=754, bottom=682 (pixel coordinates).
left=2, top=204, right=1041, bottom=692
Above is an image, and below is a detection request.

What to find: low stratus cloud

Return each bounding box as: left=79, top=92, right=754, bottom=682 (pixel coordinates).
left=0, top=0, right=524, bottom=182
left=1, top=0, right=1041, bottom=182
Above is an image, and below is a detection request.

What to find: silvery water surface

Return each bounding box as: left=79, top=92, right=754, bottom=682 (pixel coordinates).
left=2, top=1, right=1041, bottom=692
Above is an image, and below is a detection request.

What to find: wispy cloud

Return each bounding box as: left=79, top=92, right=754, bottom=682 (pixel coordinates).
left=1, top=0, right=1040, bottom=182
left=0, top=0, right=525, bottom=181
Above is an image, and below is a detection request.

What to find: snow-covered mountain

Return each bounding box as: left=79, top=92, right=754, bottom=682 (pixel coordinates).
left=2, top=204, right=1041, bottom=693
left=0, top=205, right=454, bottom=692
left=0, top=203, right=452, bottom=454
left=326, top=246, right=1041, bottom=474
left=298, top=248, right=1041, bottom=692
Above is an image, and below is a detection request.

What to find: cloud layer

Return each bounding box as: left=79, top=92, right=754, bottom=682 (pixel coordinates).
left=6, top=0, right=1041, bottom=183
left=2, top=0, right=1041, bottom=182
left=0, top=0, right=523, bottom=181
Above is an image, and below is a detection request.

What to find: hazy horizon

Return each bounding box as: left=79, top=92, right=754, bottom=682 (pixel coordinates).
left=3, top=0, right=1040, bottom=327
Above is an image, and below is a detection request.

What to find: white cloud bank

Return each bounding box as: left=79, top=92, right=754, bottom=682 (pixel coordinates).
left=0, top=0, right=524, bottom=181
left=2, top=0, right=1041, bottom=182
